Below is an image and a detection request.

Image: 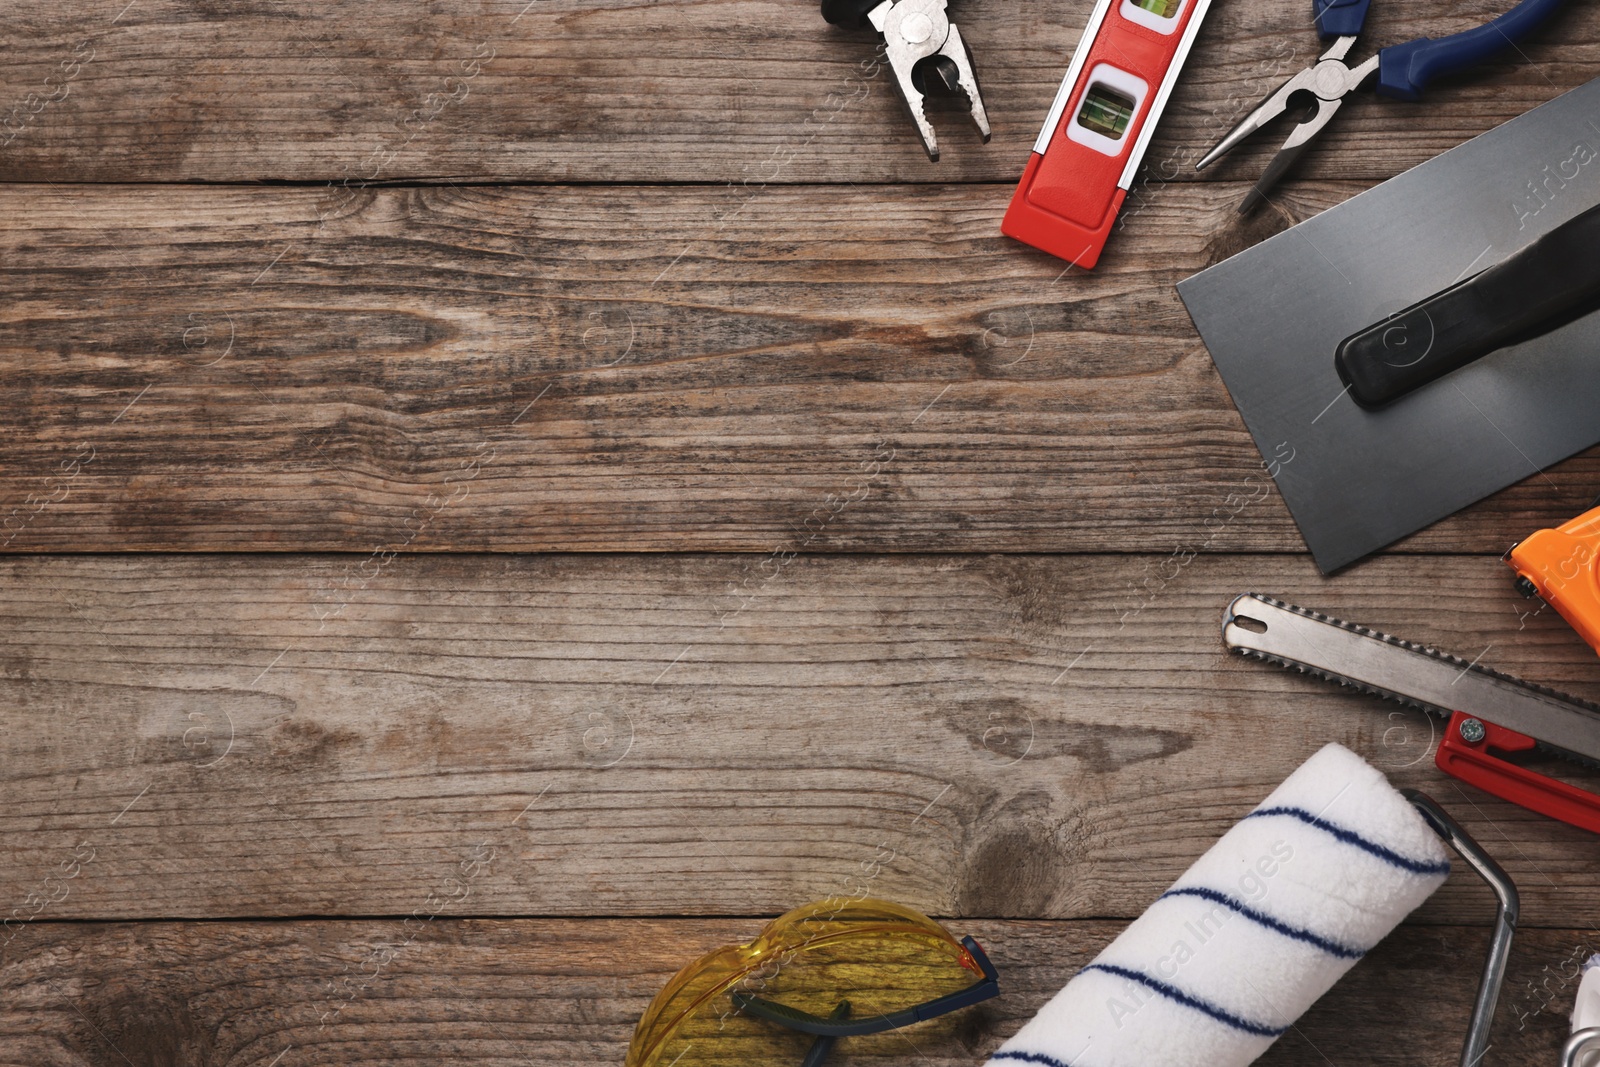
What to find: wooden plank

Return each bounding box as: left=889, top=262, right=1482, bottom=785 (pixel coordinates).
left=1, top=180, right=1594, bottom=553
left=0, top=917, right=1590, bottom=1066
left=3, top=551, right=1598, bottom=923
left=0, top=0, right=1593, bottom=184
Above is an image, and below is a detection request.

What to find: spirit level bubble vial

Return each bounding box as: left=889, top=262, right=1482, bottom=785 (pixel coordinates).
left=1002, top=0, right=1215, bottom=269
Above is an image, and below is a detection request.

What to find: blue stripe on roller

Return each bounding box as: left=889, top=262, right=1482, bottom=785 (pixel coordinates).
left=1244, top=806, right=1451, bottom=876
left=1080, top=963, right=1287, bottom=1037
left=991, top=1052, right=1075, bottom=1067
left=1158, top=886, right=1366, bottom=960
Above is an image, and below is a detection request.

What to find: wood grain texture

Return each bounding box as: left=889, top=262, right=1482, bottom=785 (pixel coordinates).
left=1, top=180, right=1595, bottom=553
left=3, top=552, right=1598, bottom=923
left=0, top=0, right=1593, bottom=184
left=1, top=917, right=1591, bottom=1067
left=2, top=0, right=1598, bottom=1062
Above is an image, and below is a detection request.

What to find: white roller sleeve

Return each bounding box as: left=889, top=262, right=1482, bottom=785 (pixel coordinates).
left=1574, top=954, right=1600, bottom=1067
left=984, top=743, right=1450, bottom=1067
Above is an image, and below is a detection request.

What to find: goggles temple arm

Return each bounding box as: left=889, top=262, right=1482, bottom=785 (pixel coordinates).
left=732, top=935, right=1001, bottom=1038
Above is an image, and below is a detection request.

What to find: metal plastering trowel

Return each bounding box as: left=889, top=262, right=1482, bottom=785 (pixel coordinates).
left=1177, top=76, right=1600, bottom=573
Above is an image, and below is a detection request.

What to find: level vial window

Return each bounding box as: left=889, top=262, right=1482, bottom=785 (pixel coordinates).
left=1121, top=0, right=1187, bottom=33
left=1065, top=63, right=1149, bottom=156
left=1077, top=84, right=1136, bottom=139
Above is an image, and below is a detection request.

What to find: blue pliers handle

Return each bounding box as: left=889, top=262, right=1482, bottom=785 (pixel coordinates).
left=1315, top=0, right=1568, bottom=101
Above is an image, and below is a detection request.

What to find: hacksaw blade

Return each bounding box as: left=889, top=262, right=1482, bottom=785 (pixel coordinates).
left=1223, top=592, right=1600, bottom=772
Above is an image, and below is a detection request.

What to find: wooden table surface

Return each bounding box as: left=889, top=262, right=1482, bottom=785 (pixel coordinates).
left=3, top=2, right=1599, bottom=1064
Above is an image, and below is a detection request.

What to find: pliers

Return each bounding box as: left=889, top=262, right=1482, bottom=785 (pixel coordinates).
left=1196, top=0, right=1570, bottom=213
left=821, top=0, right=990, bottom=161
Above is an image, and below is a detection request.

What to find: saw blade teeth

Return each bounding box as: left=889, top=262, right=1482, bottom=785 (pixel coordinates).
left=1248, top=592, right=1453, bottom=663
left=1242, top=594, right=1600, bottom=718
left=1536, top=739, right=1600, bottom=774
left=1230, top=643, right=1451, bottom=721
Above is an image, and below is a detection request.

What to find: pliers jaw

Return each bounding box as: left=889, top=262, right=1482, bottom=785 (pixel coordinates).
left=868, top=0, right=990, bottom=161
left=1195, top=35, right=1378, bottom=212
left=819, top=0, right=989, bottom=162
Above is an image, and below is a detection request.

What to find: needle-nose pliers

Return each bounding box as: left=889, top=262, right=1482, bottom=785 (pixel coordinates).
left=1196, top=0, right=1571, bottom=213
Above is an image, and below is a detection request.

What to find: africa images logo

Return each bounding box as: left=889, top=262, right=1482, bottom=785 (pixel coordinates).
left=1512, top=139, right=1597, bottom=230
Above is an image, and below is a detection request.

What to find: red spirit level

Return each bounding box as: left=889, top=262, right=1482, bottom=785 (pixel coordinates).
left=1002, top=0, right=1215, bottom=269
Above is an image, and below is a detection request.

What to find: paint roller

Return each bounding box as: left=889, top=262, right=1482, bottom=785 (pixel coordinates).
left=1567, top=955, right=1600, bottom=1066
left=985, top=743, right=1518, bottom=1067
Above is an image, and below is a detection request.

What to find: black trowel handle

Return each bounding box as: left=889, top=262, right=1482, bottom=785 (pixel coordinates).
left=1335, top=202, right=1600, bottom=409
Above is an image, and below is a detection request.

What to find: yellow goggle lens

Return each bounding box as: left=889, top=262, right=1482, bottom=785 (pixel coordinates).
left=627, top=899, right=983, bottom=1067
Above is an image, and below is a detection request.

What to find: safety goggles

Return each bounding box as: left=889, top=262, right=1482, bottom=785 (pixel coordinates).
left=626, top=897, right=1001, bottom=1067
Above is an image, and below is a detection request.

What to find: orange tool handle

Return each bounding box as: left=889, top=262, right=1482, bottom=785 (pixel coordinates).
left=1508, top=505, right=1600, bottom=658
left=1437, top=710, right=1600, bottom=835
